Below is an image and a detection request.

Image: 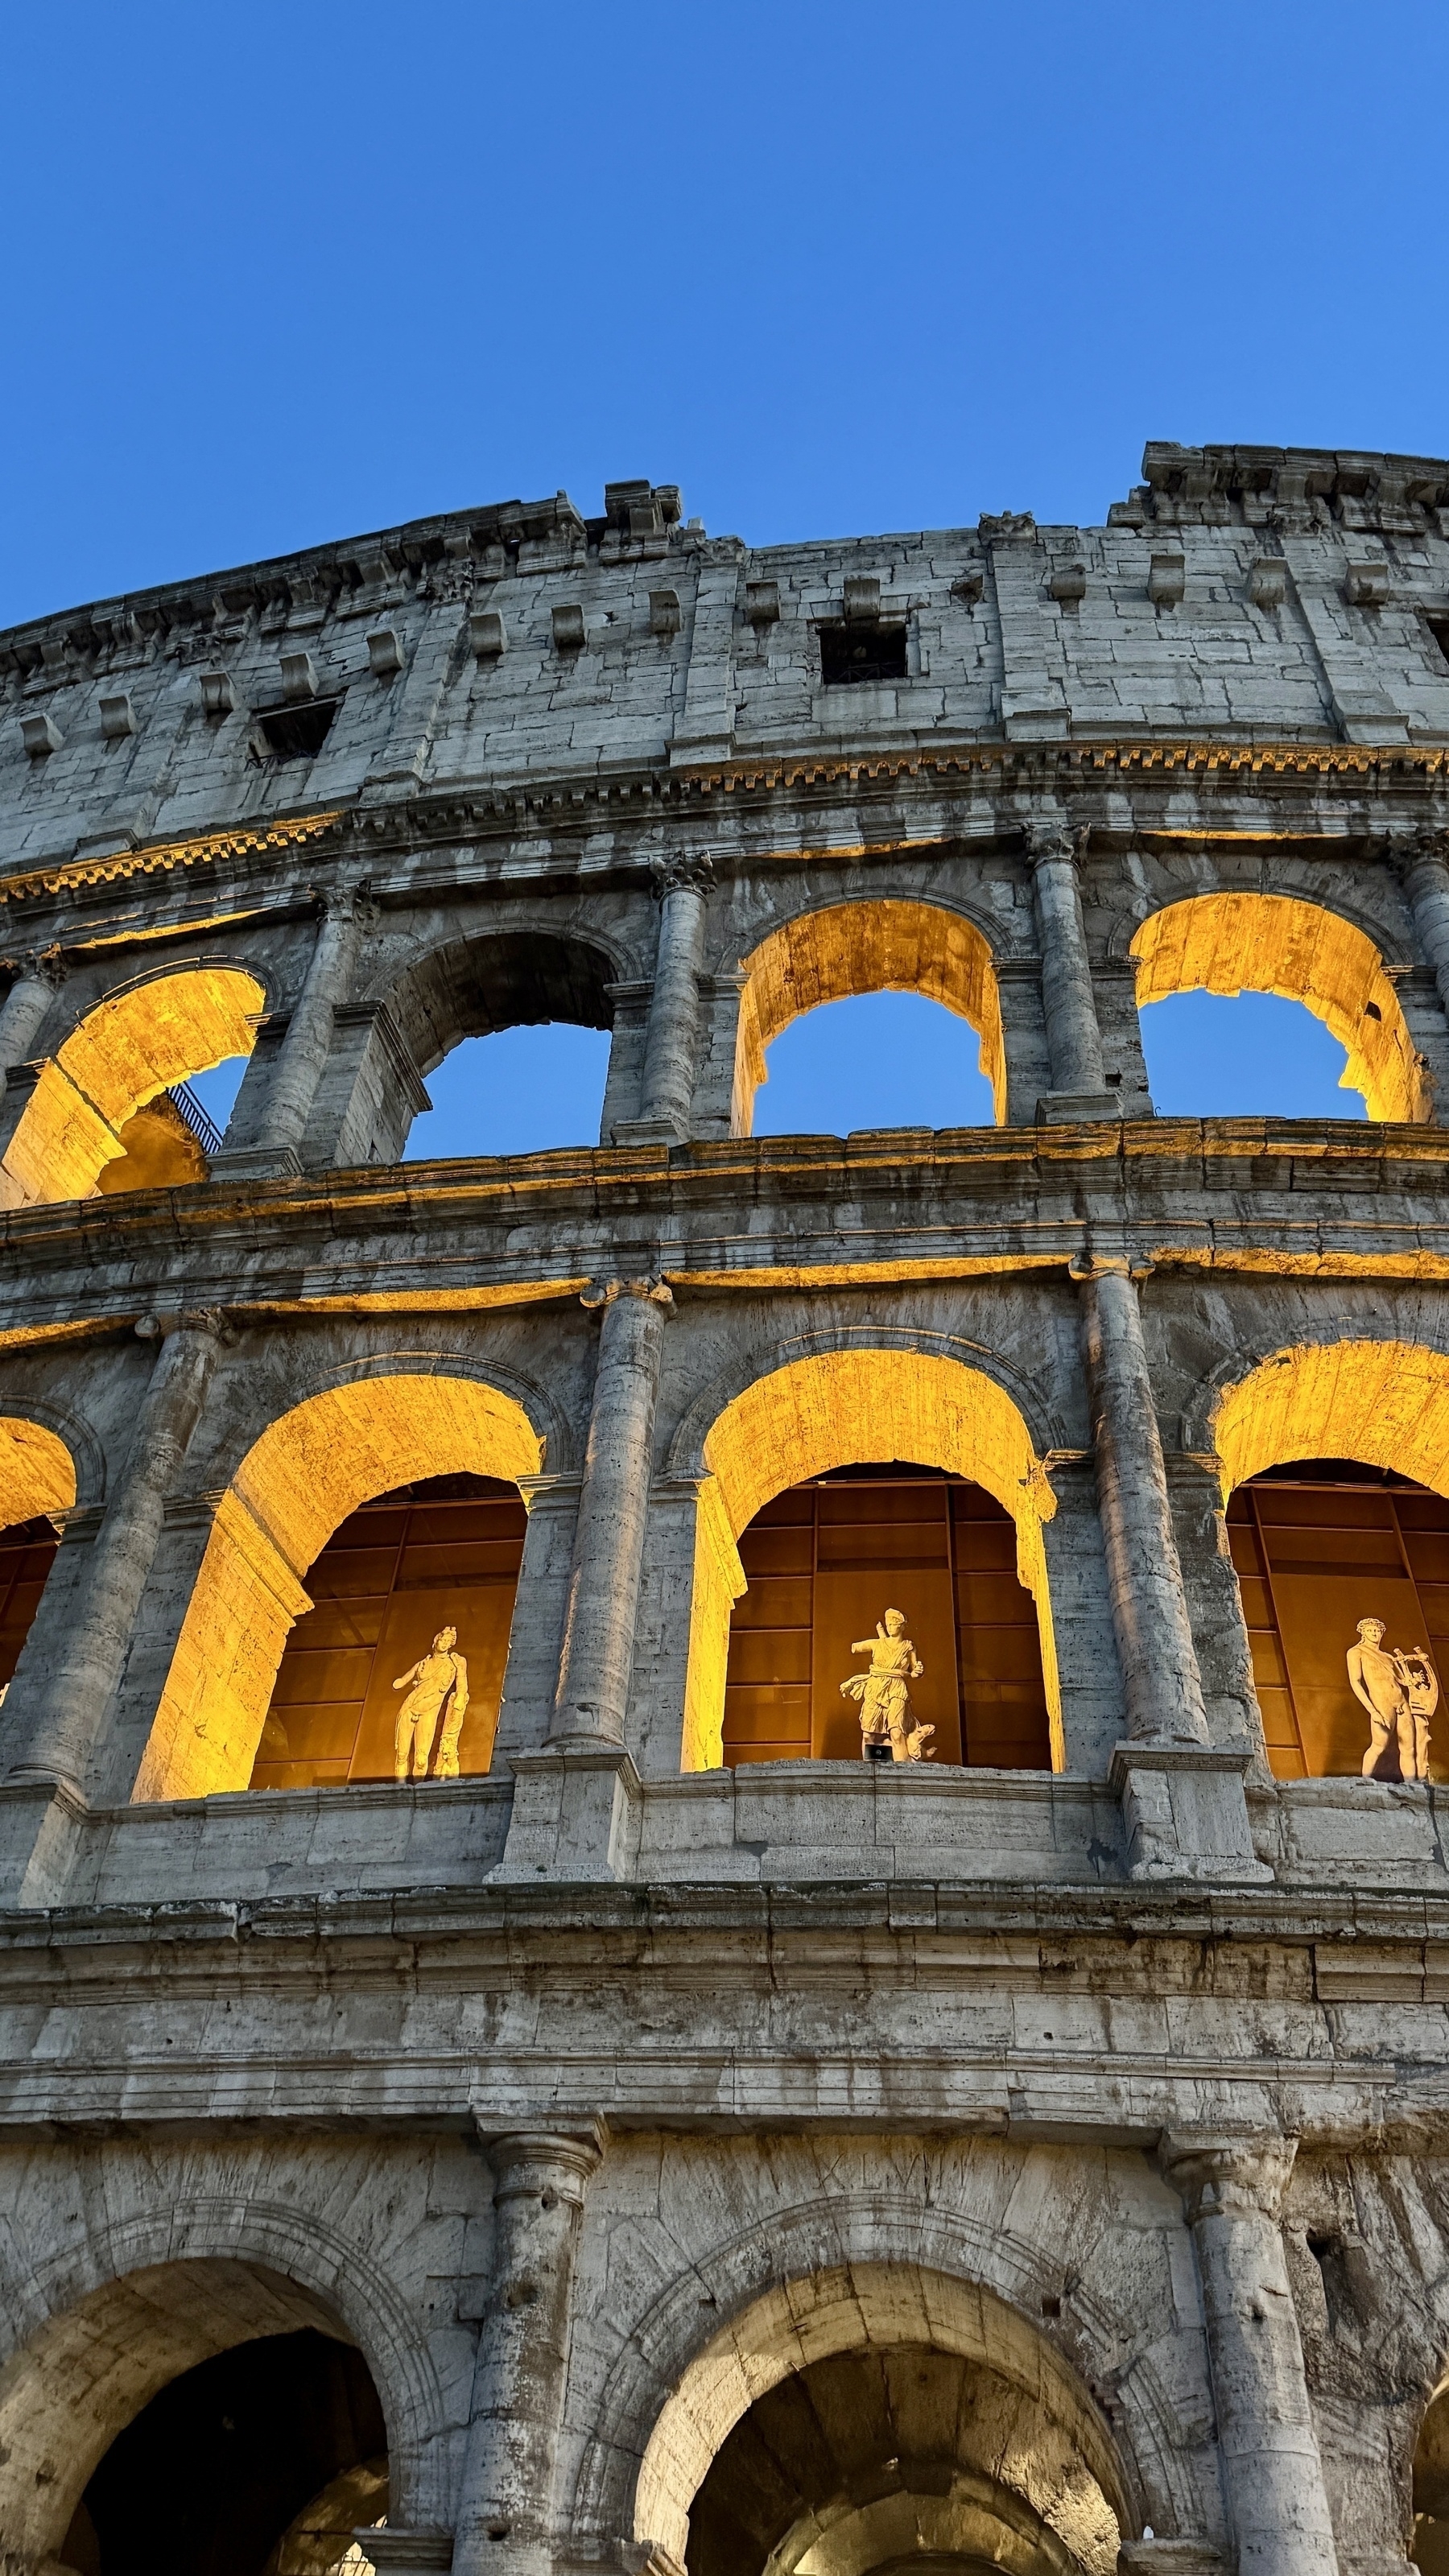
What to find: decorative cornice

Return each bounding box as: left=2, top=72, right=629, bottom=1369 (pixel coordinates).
left=0, top=808, right=345, bottom=908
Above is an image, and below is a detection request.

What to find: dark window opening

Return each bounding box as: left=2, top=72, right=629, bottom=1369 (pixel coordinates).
left=250, top=1472, right=526, bottom=1790
left=723, top=1466, right=1051, bottom=1770
left=253, top=698, right=339, bottom=762
left=0, top=1513, right=60, bottom=1694
left=1425, top=615, right=1449, bottom=673
left=1227, top=1459, right=1449, bottom=1781
left=818, top=621, right=908, bottom=686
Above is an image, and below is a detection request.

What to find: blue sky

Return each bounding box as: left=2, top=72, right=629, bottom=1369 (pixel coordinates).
left=11, top=0, right=1431, bottom=1151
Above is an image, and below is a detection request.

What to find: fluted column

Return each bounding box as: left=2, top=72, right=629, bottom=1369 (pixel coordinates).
left=452, top=2128, right=603, bottom=2576
left=0, top=948, right=65, bottom=1074
left=617, top=852, right=713, bottom=1144
left=1161, top=2136, right=1339, bottom=2576
left=2, top=1311, right=228, bottom=1798
left=1028, top=819, right=1110, bottom=1106
left=1400, top=828, right=1449, bottom=1026
left=1077, top=1258, right=1208, bottom=1746
left=216, top=887, right=369, bottom=1177
left=549, top=1279, right=671, bottom=1745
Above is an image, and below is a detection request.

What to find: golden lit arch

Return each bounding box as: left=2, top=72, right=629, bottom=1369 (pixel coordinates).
left=733, top=899, right=1005, bottom=1134
left=1130, top=891, right=1426, bottom=1122
left=1213, top=1340, right=1449, bottom=1501
left=682, top=1346, right=1059, bottom=1771
left=0, top=1418, right=76, bottom=1524
left=134, top=1372, right=543, bottom=1803
left=0, top=966, right=264, bottom=1208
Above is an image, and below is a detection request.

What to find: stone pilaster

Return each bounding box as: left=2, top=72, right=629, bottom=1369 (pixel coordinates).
left=1398, top=828, right=1449, bottom=1037
left=452, top=2128, right=604, bottom=2576
left=613, top=853, right=713, bottom=1145
left=549, top=1280, right=671, bottom=1748
left=1, top=1311, right=229, bottom=1803
left=1027, top=822, right=1118, bottom=1120
left=1076, top=1259, right=1262, bottom=1876
left=1161, top=2136, right=1340, bottom=2576
left=212, top=888, right=369, bottom=1179
left=0, top=948, right=65, bottom=1074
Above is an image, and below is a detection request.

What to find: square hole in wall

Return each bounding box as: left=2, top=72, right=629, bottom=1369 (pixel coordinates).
left=819, top=621, right=908, bottom=686
left=253, top=699, right=340, bottom=762
left=1423, top=614, right=1449, bottom=673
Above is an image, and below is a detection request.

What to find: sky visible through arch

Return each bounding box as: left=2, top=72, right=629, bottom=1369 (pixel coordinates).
left=10, top=0, right=1430, bottom=1150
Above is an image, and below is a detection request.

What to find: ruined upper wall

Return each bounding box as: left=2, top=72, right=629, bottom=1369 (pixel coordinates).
left=4, top=445, right=1449, bottom=879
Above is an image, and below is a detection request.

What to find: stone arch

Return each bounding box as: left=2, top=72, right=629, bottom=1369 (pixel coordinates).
left=1206, top=1338, right=1449, bottom=1502
left=0, top=960, right=265, bottom=1207
left=134, top=1369, right=545, bottom=1801
left=678, top=1341, right=1061, bottom=1771
left=285, top=1344, right=579, bottom=1477
left=732, top=898, right=1007, bottom=1135
left=1129, top=890, right=1426, bottom=1121
left=0, top=2204, right=452, bottom=2562
left=572, top=2206, right=1202, bottom=2566
left=0, top=1413, right=80, bottom=1524
left=376, top=919, right=632, bottom=1080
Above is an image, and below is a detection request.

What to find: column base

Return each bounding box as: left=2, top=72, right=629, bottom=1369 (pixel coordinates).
left=491, top=1743, right=641, bottom=1883
left=207, top=1144, right=304, bottom=1183
left=1109, top=1741, right=1274, bottom=1882
left=609, top=1116, right=685, bottom=1148
left=1117, top=2548, right=1227, bottom=2575
left=1036, top=1090, right=1128, bottom=1123
left=0, top=1774, right=90, bottom=1906
left=361, top=2533, right=453, bottom=2574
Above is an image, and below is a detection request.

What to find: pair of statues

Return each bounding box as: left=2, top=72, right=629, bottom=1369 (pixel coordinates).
left=840, top=1608, right=936, bottom=1762
left=392, top=1626, right=470, bottom=1781
left=1347, top=1617, right=1439, bottom=1781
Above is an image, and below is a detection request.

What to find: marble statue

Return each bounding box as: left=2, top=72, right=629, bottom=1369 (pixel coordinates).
left=392, top=1625, right=470, bottom=1781
left=840, top=1608, right=935, bottom=1761
left=1347, top=1616, right=1438, bottom=1781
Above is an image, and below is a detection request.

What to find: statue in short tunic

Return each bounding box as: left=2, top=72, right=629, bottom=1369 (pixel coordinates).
left=392, top=1624, right=470, bottom=1781
left=840, top=1608, right=934, bottom=1761
left=1347, top=1616, right=1438, bottom=1781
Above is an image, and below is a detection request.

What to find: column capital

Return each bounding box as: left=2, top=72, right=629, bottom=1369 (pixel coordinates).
left=6, top=944, right=68, bottom=990
left=476, top=2124, right=606, bottom=2204
left=650, top=848, right=714, bottom=899
left=135, top=1305, right=235, bottom=1347
left=580, top=1276, right=675, bottom=1311
left=1024, top=817, right=1075, bottom=865
left=1159, top=2131, right=1298, bottom=2224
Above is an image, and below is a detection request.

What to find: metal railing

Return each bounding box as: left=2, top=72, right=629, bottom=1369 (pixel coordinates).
left=165, top=1081, right=223, bottom=1158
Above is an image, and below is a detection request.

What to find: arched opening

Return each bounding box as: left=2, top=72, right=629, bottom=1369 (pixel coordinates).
left=134, top=1373, right=543, bottom=1803
left=384, top=930, right=617, bottom=1158
left=634, top=2267, right=1125, bottom=2576
left=0, top=967, right=263, bottom=1207
left=1130, top=894, right=1426, bottom=1123
left=0, top=1417, right=75, bottom=1724
left=1215, top=1342, right=1449, bottom=1780
left=0, top=2258, right=388, bottom=2576
left=733, top=903, right=1005, bottom=1138
left=1414, top=2376, right=1449, bottom=2573
left=683, top=1350, right=1059, bottom=1774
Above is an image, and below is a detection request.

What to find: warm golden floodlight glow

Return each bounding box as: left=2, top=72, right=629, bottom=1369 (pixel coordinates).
left=0, top=967, right=263, bottom=1207
left=0, top=1418, right=76, bottom=1525
left=1131, top=891, right=1426, bottom=1122
left=732, top=899, right=1006, bottom=1133
left=1215, top=1339, right=1449, bottom=1501
left=134, top=1373, right=542, bottom=1803
left=682, top=1346, right=1059, bottom=1770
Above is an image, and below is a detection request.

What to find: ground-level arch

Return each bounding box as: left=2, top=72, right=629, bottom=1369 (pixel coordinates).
left=732, top=900, right=1006, bottom=1135
left=633, top=2261, right=1126, bottom=2576
left=1129, top=890, right=1426, bottom=1121
left=134, top=1371, right=543, bottom=1802
left=0, top=963, right=263, bottom=1206
left=681, top=1347, right=1059, bottom=1772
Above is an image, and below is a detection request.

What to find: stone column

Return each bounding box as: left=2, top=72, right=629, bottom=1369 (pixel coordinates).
left=214, top=888, right=369, bottom=1178
left=452, top=2128, right=604, bottom=2576
left=2, top=1311, right=227, bottom=1798
left=0, top=948, right=64, bottom=1074
left=615, top=854, right=713, bottom=1145
left=1400, top=829, right=1449, bottom=1026
left=548, top=1279, right=671, bottom=1747
left=1028, top=820, right=1114, bottom=1116
left=1077, top=1258, right=1208, bottom=1748
left=1161, top=2136, right=1340, bottom=2576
